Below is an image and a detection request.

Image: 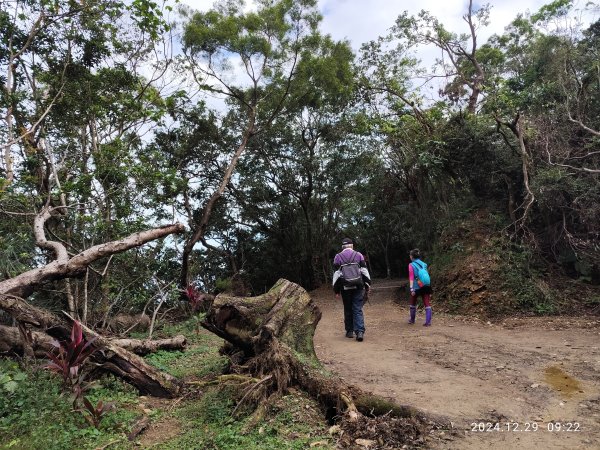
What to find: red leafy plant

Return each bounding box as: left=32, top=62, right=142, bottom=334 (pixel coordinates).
left=75, top=397, right=115, bottom=429
left=184, top=285, right=205, bottom=313
left=46, top=321, right=116, bottom=429
left=45, top=320, right=97, bottom=389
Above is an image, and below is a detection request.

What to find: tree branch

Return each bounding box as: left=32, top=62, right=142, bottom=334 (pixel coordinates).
left=1, top=223, right=185, bottom=299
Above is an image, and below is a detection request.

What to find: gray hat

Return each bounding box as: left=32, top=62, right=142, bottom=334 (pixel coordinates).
left=341, top=238, right=353, bottom=245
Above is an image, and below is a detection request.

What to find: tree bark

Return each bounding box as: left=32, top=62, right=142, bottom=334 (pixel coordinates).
left=111, top=335, right=187, bottom=356
left=203, top=278, right=321, bottom=358
left=0, top=325, right=186, bottom=357
left=74, top=318, right=182, bottom=397
left=0, top=324, right=51, bottom=357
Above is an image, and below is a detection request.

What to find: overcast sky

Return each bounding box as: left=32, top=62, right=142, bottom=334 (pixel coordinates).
left=178, top=0, right=569, bottom=50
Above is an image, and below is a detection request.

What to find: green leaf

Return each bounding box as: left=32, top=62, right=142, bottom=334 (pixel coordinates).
left=12, top=372, right=27, bottom=381
left=4, top=380, right=18, bottom=393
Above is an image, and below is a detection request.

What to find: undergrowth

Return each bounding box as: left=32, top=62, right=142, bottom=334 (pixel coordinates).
left=0, top=359, right=138, bottom=449
left=0, top=317, right=334, bottom=449
left=431, top=208, right=597, bottom=317
left=159, top=387, right=333, bottom=449
left=143, top=318, right=333, bottom=449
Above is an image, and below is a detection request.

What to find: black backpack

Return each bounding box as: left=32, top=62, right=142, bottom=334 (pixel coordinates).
left=339, top=251, right=364, bottom=288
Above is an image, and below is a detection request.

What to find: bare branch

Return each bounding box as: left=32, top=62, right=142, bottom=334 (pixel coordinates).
left=567, top=111, right=600, bottom=137
left=545, top=146, right=600, bottom=174
left=1, top=223, right=185, bottom=299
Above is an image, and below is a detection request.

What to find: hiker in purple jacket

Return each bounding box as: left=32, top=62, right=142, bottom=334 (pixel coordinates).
left=332, top=238, right=371, bottom=342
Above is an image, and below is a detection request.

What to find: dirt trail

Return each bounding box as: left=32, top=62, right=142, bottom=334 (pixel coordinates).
left=312, top=279, right=600, bottom=449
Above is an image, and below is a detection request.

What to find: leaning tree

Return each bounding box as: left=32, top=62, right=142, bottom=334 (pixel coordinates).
left=0, top=0, right=187, bottom=396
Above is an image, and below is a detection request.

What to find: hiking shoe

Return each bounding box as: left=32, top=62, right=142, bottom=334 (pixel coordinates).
left=408, top=320, right=415, bottom=325
left=345, top=331, right=354, bottom=338
left=356, top=331, right=364, bottom=342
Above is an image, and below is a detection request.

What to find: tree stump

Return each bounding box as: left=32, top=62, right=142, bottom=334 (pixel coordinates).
left=203, top=278, right=321, bottom=359
left=201, top=279, right=428, bottom=424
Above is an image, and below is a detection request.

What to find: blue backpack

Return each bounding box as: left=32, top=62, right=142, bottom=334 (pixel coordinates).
left=411, top=260, right=430, bottom=288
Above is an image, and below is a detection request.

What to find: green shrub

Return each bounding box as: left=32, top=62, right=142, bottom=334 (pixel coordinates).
left=215, top=277, right=233, bottom=293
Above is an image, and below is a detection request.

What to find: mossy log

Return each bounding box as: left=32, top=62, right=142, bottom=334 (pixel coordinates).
left=202, top=279, right=425, bottom=422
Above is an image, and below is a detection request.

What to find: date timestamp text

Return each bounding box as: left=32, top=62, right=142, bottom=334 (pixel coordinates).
left=470, top=422, right=581, bottom=432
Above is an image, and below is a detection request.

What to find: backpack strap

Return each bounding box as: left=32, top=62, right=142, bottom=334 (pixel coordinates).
left=412, top=260, right=423, bottom=271
left=340, top=251, right=358, bottom=265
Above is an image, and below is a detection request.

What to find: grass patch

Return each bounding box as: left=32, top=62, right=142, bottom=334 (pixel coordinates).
left=1, top=317, right=335, bottom=449
left=144, top=318, right=228, bottom=379
left=144, top=339, right=228, bottom=379
left=159, top=387, right=333, bottom=450
left=0, top=359, right=139, bottom=450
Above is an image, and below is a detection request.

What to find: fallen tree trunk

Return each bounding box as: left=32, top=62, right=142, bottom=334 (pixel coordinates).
left=201, top=279, right=427, bottom=423
left=1, top=221, right=185, bottom=299
left=0, top=219, right=187, bottom=397
left=0, top=324, right=54, bottom=358
left=0, top=294, right=182, bottom=397
left=0, top=325, right=186, bottom=357
left=111, top=335, right=187, bottom=355
left=75, top=317, right=182, bottom=397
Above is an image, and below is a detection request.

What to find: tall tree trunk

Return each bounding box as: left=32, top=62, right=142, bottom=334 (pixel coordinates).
left=464, top=0, right=485, bottom=114
left=180, top=117, right=255, bottom=289
left=496, top=113, right=535, bottom=226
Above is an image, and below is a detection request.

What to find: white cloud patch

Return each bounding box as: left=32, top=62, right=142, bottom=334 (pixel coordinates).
left=319, top=0, right=554, bottom=50
left=179, top=0, right=597, bottom=49
left=178, top=0, right=595, bottom=54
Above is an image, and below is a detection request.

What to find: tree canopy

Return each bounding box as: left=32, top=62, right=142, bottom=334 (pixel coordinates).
left=1, top=0, right=598, bottom=323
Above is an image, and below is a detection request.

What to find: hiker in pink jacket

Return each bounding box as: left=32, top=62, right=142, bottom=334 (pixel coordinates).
left=408, top=248, right=432, bottom=326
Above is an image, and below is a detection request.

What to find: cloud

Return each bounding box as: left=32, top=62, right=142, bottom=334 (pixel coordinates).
left=319, top=0, right=555, bottom=49
left=175, top=0, right=596, bottom=106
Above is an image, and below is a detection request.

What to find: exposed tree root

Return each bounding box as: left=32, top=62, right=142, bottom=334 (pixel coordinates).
left=200, top=279, right=451, bottom=446
left=186, top=374, right=261, bottom=387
